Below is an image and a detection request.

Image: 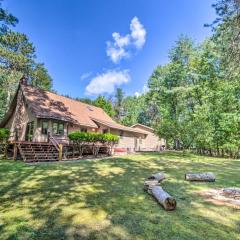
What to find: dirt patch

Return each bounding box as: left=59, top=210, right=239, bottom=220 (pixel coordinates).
left=198, top=188, right=240, bottom=209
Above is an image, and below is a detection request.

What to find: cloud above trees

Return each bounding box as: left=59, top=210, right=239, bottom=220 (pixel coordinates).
left=106, top=17, right=146, bottom=63
left=85, top=70, right=130, bottom=95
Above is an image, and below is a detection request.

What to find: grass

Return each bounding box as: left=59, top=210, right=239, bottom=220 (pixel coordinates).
left=0, top=151, right=239, bottom=240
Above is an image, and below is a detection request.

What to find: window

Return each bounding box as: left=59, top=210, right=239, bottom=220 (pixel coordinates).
left=87, top=106, right=93, bottom=111
left=52, top=122, right=64, bottom=135
left=103, top=129, right=108, bottom=134
left=52, top=122, right=58, bottom=135
left=42, top=120, right=49, bottom=135
left=119, top=130, right=124, bottom=139
left=58, top=123, right=64, bottom=135
left=25, top=121, right=34, bottom=141
left=80, top=128, right=87, bottom=133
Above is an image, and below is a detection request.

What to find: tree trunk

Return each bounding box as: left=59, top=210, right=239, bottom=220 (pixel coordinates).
left=151, top=186, right=177, bottom=210
left=185, top=172, right=215, bottom=182
left=148, top=172, right=165, bottom=182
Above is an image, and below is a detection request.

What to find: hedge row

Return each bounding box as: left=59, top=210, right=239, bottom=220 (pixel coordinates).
left=68, top=131, right=119, bottom=145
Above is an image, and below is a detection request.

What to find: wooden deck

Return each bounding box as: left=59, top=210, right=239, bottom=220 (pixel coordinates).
left=8, top=141, right=110, bottom=162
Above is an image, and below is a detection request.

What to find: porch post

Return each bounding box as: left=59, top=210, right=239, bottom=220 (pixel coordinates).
left=13, top=143, right=17, bottom=160
left=59, top=144, right=63, bottom=161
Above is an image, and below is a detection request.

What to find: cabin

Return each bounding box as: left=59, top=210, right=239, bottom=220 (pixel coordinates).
left=0, top=81, right=165, bottom=162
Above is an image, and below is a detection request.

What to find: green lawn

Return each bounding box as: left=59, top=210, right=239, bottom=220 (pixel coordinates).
left=0, top=152, right=239, bottom=240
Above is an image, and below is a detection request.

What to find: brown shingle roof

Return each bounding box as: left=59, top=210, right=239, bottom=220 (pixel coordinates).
left=21, top=84, right=145, bottom=134
left=91, top=118, right=147, bottom=134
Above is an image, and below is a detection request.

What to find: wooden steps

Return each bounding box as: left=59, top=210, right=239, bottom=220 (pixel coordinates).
left=18, top=143, right=59, bottom=162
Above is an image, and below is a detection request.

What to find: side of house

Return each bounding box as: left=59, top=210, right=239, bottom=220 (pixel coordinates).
left=131, top=124, right=166, bottom=151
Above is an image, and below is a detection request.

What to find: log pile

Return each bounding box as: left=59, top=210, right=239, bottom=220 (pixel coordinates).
left=185, top=172, right=215, bottom=182
left=144, top=172, right=177, bottom=211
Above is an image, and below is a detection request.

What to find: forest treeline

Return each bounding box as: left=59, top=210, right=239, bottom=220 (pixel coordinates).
left=146, top=0, right=240, bottom=156
left=0, top=0, right=239, bottom=157
left=101, top=0, right=240, bottom=157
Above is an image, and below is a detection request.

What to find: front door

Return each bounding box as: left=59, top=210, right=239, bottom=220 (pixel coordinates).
left=25, top=121, right=34, bottom=141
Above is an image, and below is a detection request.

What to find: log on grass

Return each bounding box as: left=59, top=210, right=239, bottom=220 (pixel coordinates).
left=151, top=186, right=177, bottom=210
left=148, top=172, right=165, bottom=182
left=144, top=180, right=160, bottom=192
left=185, top=172, right=215, bottom=182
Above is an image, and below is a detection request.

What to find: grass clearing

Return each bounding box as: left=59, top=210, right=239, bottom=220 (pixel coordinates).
left=0, top=152, right=239, bottom=239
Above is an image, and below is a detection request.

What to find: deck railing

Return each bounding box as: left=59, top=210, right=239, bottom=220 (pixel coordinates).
left=48, top=133, right=63, bottom=160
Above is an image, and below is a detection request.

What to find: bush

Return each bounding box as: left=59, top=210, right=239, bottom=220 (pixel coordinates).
left=68, top=131, right=119, bottom=156
left=0, top=128, right=10, bottom=156
left=0, top=128, right=10, bottom=143
left=68, top=131, right=119, bottom=145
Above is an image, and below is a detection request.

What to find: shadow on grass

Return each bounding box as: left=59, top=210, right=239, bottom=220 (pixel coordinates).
left=0, top=151, right=239, bottom=239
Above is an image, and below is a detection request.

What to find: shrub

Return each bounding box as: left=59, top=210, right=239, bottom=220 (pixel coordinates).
left=0, top=128, right=10, bottom=156
left=68, top=131, right=119, bottom=156
left=0, top=128, right=10, bottom=143
left=68, top=131, right=119, bottom=145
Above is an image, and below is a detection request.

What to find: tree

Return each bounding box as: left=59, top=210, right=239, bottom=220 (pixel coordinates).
left=0, top=1, right=52, bottom=121
left=210, top=0, right=240, bottom=72
left=94, top=95, right=115, bottom=117
left=30, top=63, right=52, bottom=90
left=0, top=0, right=18, bottom=34
left=114, top=87, right=124, bottom=121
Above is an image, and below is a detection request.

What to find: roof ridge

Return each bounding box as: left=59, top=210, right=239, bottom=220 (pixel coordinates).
left=21, top=84, right=105, bottom=112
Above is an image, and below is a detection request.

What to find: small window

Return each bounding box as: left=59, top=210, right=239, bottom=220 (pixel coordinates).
left=80, top=128, right=87, bottom=133
left=87, top=106, right=93, bottom=111
left=103, top=129, right=108, bottom=134
left=139, top=138, right=142, bottom=144
left=58, top=123, right=64, bottom=135
left=52, top=122, right=64, bottom=135
left=42, top=120, right=49, bottom=135
left=119, top=130, right=124, bottom=139
left=52, top=122, right=58, bottom=135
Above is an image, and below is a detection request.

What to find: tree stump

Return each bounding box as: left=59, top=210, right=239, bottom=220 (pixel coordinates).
left=151, top=186, right=177, bottom=210
left=185, top=172, right=215, bottom=182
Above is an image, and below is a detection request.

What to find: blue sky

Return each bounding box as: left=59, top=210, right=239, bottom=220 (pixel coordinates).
left=5, top=0, right=216, bottom=98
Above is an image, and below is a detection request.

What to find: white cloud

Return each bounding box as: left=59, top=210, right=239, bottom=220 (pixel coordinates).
left=112, top=32, right=130, bottom=48
left=106, top=16, right=146, bottom=63
left=130, top=17, right=146, bottom=49
left=85, top=70, right=130, bottom=95
left=80, top=72, right=92, bottom=80
left=106, top=41, right=129, bottom=64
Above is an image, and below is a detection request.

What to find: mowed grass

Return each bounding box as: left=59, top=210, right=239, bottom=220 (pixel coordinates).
left=0, top=152, right=239, bottom=240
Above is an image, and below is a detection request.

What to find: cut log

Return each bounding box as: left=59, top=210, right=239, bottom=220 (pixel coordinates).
left=151, top=186, right=177, bottom=210
left=144, top=180, right=160, bottom=192
left=148, top=172, right=165, bottom=182
left=185, top=172, right=215, bottom=182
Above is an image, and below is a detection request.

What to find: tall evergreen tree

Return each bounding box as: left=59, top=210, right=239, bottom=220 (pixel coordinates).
left=0, top=1, right=52, bottom=120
